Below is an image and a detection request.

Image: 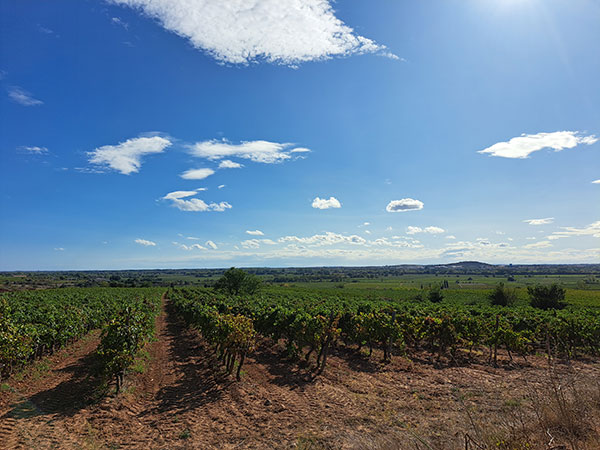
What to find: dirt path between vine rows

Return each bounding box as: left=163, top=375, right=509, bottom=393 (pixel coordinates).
left=1, top=295, right=599, bottom=449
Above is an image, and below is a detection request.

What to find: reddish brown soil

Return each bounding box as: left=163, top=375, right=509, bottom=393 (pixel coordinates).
left=1, top=298, right=599, bottom=450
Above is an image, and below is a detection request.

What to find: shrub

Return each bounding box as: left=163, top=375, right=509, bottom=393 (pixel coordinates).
left=528, top=284, right=566, bottom=310
left=428, top=288, right=444, bottom=303
left=489, top=283, right=517, bottom=307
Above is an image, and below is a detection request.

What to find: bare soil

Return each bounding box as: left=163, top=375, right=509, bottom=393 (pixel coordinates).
left=1, top=298, right=599, bottom=450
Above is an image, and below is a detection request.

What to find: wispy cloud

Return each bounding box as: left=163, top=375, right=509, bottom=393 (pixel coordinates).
left=111, top=17, right=129, bottom=29
left=205, top=240, right=218, bottom=250
left=162, top=190, right=231, bottom=212
left=312, top=196, right=341, bottom=210
left=593, top=180, right=600, bottom=184
left=110, top=0, right=393, bottom=65
left=523, top=217, right=554, bottom=225
left=88, top=135, right=171, bottom=174
left=524, top=241, right=553, bottom=249
left=189, top=139, right=309, bottom=164
left=246, top=230, right=264, bottom=236
left=180, top=168, right=215, bottom=180
left=20, top=146, right=48, bottom=154
left=54, top=247, right=65, bottom=251
left=478, top=131, right=598, bottom=159
left=135, top=238, right=156, bottom=246
left=7, top=87, right=43, bottom=106
left=548, top=221, right=600, bottom=240
left=386, top=198, right=424, bottom=212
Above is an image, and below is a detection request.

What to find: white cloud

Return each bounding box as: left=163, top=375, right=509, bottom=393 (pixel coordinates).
left=312, top=196, right=341, bottom=210
left=363, top=222, right=370, bottom=226
left=205, top=240, right=218, bottom=250
left=425, top=226, right=445, bottom=234
left=20, top=146, right=48, bottom=154
left=278, top=232, right=366, bottom=246
left=218, top=184, right=226, bottom=189
left=386, top=198, right=424, bottom=212
left=523, top=217, right=554, bottom=225
left=445, top=235, right=456, bottom=240
left=189, top=139, right=309, bottom=164
left=163, top=190, right=200, bottom=200
left=180, top=168, right=215, bottom=180
left=524, top=241, right=552, bottom=249
left=218, top=159, right=243, bottom=169
left=241, top=238, right=276, bottom=248
left=364, top=230, right=371, bottom=235
left=593, top=180, right=600, bottom=184
left=548, top=221, right=600, bottom=240
left=406, top=226, right=444, bottom=235
left=89, top=135, right=171, bottom=174
left=241, top=239, right=260, bottom=249
left=290, top=148, right=311, bottom=153
left=177, top=242, right=206, bottom=250
left=478, top=131, right=598, bottom=159
left=162, top=190, right=231, bottom=212
left=406, top=226, right=422, bottom=235
left=135, top=238, right=156, bottom=246
left=110, top=0, right=392, bottom=65
left=246, top=230, right=264, bottom=236
left=54, top=247, right=64, bottom=251
left=526, top=237, right=537, bottom=240
left=8, top=87, right=43, bottom=106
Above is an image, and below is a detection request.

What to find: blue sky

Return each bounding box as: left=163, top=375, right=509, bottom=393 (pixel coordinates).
left=1, top=0, right=599, bottom=270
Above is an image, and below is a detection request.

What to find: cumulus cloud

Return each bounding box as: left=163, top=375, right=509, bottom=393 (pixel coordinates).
left=406, top=226, right=445, bottom=235
left=478, top=131, right=598, bottom=159
left=218, top=160, right=243, bottom=169
left=386, top=199, right=424, bottom=212
left=205, top=240, right=218, bottom=249
left=110, top=0, right=392, bottom=65
left=135, top=238, right=156, bottom=246
left=8, top=86, right=43, bottom=106
left=180, top=168, right=215, bottom=180
left=548, top=221, right=600, bottom=240
left=312, top=196, right=341, bottom=210
left=89, top=135, right=171, bottom=174
left=246, top=230, right=264, bottom=236
left=189, top=139, right=309, bottom=164
left=523, top=217, right=554, bottom=225
left=162, top=190, right=231, bottom=212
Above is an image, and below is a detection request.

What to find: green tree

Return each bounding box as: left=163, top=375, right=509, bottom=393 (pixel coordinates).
left=528, top=284, right=566, bottom=310
left=214, top=267, right=261, bottom=296
left=489, top=282, right=517, bottom=307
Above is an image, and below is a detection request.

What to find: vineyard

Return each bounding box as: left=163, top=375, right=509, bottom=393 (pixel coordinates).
left=1, top=282, right=599, bottom=449
left=0, top=287, right=162, bottom=388
left=169, top=286, right=600, bottom=376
